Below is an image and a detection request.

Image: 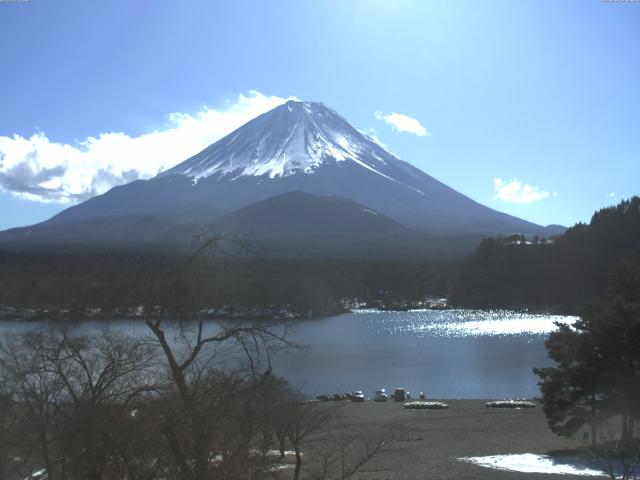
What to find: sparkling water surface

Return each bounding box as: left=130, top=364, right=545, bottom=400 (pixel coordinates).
left=272, top=309, right=576, bottom=399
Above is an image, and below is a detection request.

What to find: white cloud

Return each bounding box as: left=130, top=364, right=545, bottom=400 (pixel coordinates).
left=494, top=178, right=550, bottom=204
left=0, top=91, right=293, bottom=203
left=374, top=111, right=429, bottom=136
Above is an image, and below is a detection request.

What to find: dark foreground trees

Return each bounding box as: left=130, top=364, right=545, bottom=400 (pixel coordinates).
left=142, top=315, right=292, bottom=479
left=0, top=322, right=391, bottom=480
left=0, top=327, right=156, bottom=480
left=534, top=251, right=640, bottom=479
left=0, top=387, right=22, bottom=480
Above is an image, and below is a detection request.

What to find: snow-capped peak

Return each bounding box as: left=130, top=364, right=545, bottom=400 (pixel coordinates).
left=158, top=100, right=407, bottom=183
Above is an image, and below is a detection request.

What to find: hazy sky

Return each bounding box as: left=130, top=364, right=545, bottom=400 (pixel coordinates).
left=1, top=0, right=639, bottom=230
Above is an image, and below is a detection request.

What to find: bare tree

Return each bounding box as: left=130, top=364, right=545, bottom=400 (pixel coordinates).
left=287, top=400, right=340, bottom=480
left=0, top=326, right=157, bottom=480
left=0, top=385, right=26, bottom=480
left=308, top=423, right=394, bottom=480
left=585, top=420, right=640, bottom=480
left=588, top=440, right=640, bottom=480
left=137, top=233, right=295, bottom=479
left=142, top=311, right=293, bottom=479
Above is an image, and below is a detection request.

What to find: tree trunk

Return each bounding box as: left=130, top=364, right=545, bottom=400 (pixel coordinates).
left=293, top=446, right=302, bottom=480
left=591, top=393, right=597, bottom=447
left=622, top=410, right=630, bottom=443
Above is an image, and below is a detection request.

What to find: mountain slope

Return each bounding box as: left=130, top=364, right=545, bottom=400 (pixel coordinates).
left=0, top=192, right=429, bottom=256
left=213, top=191, right=424, bottom=256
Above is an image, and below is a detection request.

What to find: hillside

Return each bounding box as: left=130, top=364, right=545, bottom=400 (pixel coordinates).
left=449, top=197, right=640, bottom=312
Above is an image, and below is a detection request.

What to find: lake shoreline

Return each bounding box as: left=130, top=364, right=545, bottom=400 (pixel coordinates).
left=0, top=299, right=582, bottom=323
left=0, top=303, right=348, bottom=322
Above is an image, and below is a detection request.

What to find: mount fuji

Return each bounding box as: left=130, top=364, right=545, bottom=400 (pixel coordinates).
left=0, top=100, right=563, bottom=255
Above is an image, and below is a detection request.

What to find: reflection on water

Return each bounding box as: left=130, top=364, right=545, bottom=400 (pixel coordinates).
left=0, top=309, right=577, bottom=399
left=352, top=308, right=577, bottom=337
left=271, top=309, right=577, bottom=399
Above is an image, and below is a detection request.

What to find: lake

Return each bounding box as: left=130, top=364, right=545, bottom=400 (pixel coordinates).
left=0, top=309, right=576, bottom=399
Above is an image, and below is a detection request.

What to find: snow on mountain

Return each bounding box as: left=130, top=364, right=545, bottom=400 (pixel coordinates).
left=159, top=100, right=413, bottom=188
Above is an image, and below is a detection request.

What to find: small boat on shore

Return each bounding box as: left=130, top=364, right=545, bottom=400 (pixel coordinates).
left=485, top=400, right=536, bottom=409
left=404, top=401, right=449, bottom=410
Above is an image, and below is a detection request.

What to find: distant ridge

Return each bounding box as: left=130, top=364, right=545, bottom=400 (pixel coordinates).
left=212, top=191, right=423, bottom=256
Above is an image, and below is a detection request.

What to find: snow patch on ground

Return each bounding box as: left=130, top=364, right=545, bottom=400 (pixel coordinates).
left=459, top=453, right=606, bottom=477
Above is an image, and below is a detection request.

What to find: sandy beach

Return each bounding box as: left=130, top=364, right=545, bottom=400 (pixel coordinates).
left=332, top=400, right=585, bottom=480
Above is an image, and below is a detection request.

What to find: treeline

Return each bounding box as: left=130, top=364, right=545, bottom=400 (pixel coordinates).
left=0, top=319, right=391, bottom=480
left=0, top=250, right=459, bottom=318
left=450, top=197, right=640, bottom=312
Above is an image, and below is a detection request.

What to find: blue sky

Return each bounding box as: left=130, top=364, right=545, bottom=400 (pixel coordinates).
left=1, top=0, right=638, bottom=230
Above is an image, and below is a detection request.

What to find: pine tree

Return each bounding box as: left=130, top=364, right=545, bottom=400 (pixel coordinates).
left=534, top=249, right=640, bottom=446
